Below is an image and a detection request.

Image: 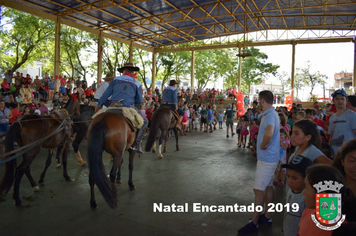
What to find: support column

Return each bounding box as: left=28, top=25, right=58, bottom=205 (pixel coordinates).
left=353, top=38, right=356, bottom=89
left=291, top=41, right=296, bottom=102
left=191, top=50, right=195, bottom=91
left=97, top=30, right=103, bottom=82
left=129, top=40, right=134, bottom=63
left=54, top=16, right=61, bottom=92
left=238, top=44, right=242, bottom=91
left=151, top=51, right=156, bottom=93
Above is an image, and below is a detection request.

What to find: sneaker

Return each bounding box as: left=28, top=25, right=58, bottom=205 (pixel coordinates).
left=226, top=134, right=229, bottom=138
left=258, top=213, right=272, bottom=225
left=237, top=222, right=258, bottom=235
left=273, top=180, right=278, bottom=186
left=232, top=133, right=235, bottom=136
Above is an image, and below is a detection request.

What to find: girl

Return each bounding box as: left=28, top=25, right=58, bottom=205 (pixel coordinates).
left=236, top=116, right=243, bottom=147
left=289, top=120, right=332, bottom=165
left=279, top=112, right=290, bottom=132
left=273, top=128, right=290, bottom=187
left=181, top=108, right=188, bottom=135
left=192, top=111, right=199, bottom=132
left=299, top=165, right=356, bottom=236
left=238, top=116, right=249, bottom=148
left=333, top=138, right=356, bottom=194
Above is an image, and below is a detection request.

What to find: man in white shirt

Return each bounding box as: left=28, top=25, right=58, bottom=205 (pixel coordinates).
left=328, top=89, right=356, bottom=154
left=93, top=73, right=114, bottom=107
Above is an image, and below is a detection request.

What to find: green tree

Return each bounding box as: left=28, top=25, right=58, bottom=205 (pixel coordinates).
left=276, top=71, right=291, bottom=94
left=240, top=47, right=280, bottom=94
left=156, top=51, right=190, bottom=90
left=297, top=61, right=328, bottom=94
left=0, top=7, right=55, bottom=73
left=195, top=49, right=221, bottom=89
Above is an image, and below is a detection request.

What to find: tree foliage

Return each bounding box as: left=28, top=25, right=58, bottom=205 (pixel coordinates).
left=0, top=7, right=55, bottom=73
left=296, top=61, right=328, bottom=94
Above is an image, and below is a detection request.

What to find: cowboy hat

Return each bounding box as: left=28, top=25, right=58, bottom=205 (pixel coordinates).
left=103, top=73, right=115, bottom=81
left=117, top=62, right=140, bottom=73
left=169, top=80, right=178, bottom=86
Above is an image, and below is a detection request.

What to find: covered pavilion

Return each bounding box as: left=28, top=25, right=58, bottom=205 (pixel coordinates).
left=1, top=0, right=356, bottom=96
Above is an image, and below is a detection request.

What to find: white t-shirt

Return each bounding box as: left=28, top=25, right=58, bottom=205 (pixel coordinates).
left=288, top=145, right=324, bottom=164
left=328, top=109, right=356, bottom=155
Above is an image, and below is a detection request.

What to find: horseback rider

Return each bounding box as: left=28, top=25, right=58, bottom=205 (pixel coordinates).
left=95, top=62, right=148, bottom=154
left=161, top=80, right=184, bottom=130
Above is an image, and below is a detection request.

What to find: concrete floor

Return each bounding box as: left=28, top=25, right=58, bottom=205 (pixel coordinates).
left=0, top=127, right=286, bottom=236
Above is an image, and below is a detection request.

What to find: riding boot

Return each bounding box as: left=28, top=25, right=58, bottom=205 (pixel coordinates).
left=176, top=116, right=183, bottom=131
left=130, top=128, right=145, bottom=154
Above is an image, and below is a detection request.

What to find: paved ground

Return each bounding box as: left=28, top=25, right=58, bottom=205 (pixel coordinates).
left=0, top=127, right=286, bottom=236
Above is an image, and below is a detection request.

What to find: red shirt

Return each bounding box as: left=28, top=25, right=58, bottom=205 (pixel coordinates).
left=28, top=102, right=38, bottom=110
left=9, top=108, right=21, bottom=123
left=85, top=89, right=92, bottom=97
left=24, top=77, right=32, bottom=85
left=312, top=117, right=325, bottom=130
left=146, top=108, right=153, bottom=120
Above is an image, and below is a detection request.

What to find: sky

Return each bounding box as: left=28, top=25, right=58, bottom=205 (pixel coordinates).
left=257, top=42, right=354, bottom=99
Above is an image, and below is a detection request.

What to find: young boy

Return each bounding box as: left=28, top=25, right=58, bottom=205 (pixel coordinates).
left=218, top=110, right=224, bottom=129
left=296, top=110, right=306, bottom=120
left=281, top=155, right=313, bottom=236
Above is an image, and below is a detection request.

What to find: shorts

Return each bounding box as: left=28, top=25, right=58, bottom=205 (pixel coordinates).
left=219, top=121, right=222, bottom=125
left=254, top=160, right=279, bottom=191
left=207, top=119, right=213, bottom=125
left=0, top=123, right=9, bottom=133
left=226, top=118, right=233, bottom=127
left=201, top=117, right=207, bottom=124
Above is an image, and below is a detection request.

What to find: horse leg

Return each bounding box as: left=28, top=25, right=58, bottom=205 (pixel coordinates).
left=116, top=159, right=124, bottom=184
left=109, top=154, right=121, bottom=197
left=89, top=172, right=97, bottom=209
left=152, top=141, right=156, bottom=154
left=174, top=128, right=180, bottom=151
left=61, top=142, right=71, bottom=181
left=55, top=146, right=62, bottom=167
left=72, top=132, right=86, bottom=166
left=163, top=135, right=167, bottom=153
left=13, top=156, right=34, bottom=206
left=25, top=168, right=39, bottom=192
left=128, top=150, right=136, bottom=190
left=39, top=149, right=53, bottom=184
left=158, top=130, right=167, bottom=159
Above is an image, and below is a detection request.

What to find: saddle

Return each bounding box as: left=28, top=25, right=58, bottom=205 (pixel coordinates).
left=49, top=109, right=73, bottom=136
left=160, top=105, right=179, bottom=121
left=92, top=106, right=144, bottom=132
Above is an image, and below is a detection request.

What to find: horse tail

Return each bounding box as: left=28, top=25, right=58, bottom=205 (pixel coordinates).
left=0, top=122, right=21, bottom=197
left=87, top=118, right=117, bottom=209
left=145, top=111, right=160, bottom=152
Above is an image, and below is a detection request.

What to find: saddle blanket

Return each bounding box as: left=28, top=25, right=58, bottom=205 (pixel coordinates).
left=92, top=106, right=144, bottom=129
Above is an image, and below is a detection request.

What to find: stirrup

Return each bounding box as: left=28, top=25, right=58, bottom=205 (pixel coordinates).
left=130, top=146, right=144, bottom=154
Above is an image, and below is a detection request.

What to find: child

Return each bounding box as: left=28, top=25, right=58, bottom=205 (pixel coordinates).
left=240, top=116, right=249, bottom=148
left=207, top=105, right=214, bottom=133
left=282, top=155, right=313, bottom=236
left=274, top=128, right=291, bottom=187
left=299, top=165, right=356, bottom=236
left=181, top=109, right=188, bottom=135
left=218, top=110, right=224, bottom=129
left=296, top=110, right=306, bottom=121
left=236, top=116, right=243, bottom=146
left=289, top=120, right=332, bottom=165
left=192, top=112, right=199, bottom=132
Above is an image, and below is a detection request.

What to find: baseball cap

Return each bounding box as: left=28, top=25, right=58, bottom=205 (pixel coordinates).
left=332, top=89, right=347, bottom=98
left=281, top=155, right=313, bottom=175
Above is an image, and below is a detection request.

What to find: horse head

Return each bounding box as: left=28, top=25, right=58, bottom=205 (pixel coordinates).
left=63, top=96, right=80, bottom=120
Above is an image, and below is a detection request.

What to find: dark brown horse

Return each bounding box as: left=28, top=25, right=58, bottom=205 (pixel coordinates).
left=87, top=112, right=137, bottom=209
left=145, top=107, right=179, bottom=159
left=0, top=97, right=80, bottom=206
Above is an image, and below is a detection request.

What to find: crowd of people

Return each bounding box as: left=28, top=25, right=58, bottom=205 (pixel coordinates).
left=2, top=68, right=356, bottom=235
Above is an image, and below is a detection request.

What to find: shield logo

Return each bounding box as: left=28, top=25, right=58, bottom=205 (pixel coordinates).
left=315, top=193, right=342, bottom=225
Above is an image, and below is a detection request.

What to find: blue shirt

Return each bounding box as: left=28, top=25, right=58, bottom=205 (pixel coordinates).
left=257, top=107, right=280, bottom=163
left=97, top=75, right=142, bottom=108
left=208, top=110, right=213, bottom=120
left=162, top=86, right=178, bottom=105
left=218, top=114, right=223, bottom=122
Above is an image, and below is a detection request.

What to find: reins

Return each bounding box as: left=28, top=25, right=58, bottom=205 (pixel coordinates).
left=0, top=113, right=72, bottom=165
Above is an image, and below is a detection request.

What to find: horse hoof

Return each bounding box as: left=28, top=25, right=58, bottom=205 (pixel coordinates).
left=158, top=154, right=164, bottom=159
left=90, top=203, right=98, bottom=210
left=81, top=162, right=87, bottom=167
left=33, top=186, right=40, bottom=192
left=176, top=147, right=180, bottom=151
left=130, top=186, right=136, bottom=190
left=116, top=179, right=121, bottom=184
left=152, top=150, right=155, bottom=154
left=64, top=176, right=71, bottom=181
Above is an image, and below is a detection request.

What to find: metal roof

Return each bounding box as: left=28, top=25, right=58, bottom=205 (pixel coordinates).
left=4, top=0, right=356, bottom=50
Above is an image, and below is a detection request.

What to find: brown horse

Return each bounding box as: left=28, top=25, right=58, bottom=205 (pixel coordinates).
left=0, top=97, right=80, bottom=206
left=145, top=107, right=179, bottom=158
left=87, top=112, right=137, bottom=209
